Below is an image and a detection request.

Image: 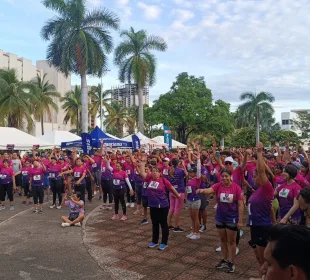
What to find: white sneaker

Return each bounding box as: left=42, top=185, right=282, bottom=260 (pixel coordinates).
left=130, top=203, right=135, bottom=208
left=74, top=222, right=81, bottom=227
left=106, top=206, right=112, bottom=210
left=0, top=206, right=5, bottom=210
left=100, top=205, right=106, bottom=210
left=186, top=232, right=194, bottom=238
left=56, top=206, right=62, bottom=209
left=94, top=191, right=97, bottom=195
left=216, top=246, right=221, bottom=252
left=61, top=222, right=70, bottom=227
left=50, top=205, right=56, bottom=209
left=236, top=247, right=240, bottom=255
left=189, top=234, right=200, bottom=240
left=126, top=203, right=130, bottom=207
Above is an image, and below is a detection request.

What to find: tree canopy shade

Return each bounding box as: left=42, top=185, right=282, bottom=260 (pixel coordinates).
left=231, top=127, right=270, bottom=148
left=41, top=0, right=120, bottom=133
left=31, top=73, right=60, bottom=136
left=114, top=27, right=167, bottom=133
left=293, top=111, right=310, bottom=138
left=272, top=130, right=300, bottom=146
left=0, top=69, right=38, bottom=132
left=237, top=91, right=275, bottom=144
left=147, top=72, right=213, bottom=143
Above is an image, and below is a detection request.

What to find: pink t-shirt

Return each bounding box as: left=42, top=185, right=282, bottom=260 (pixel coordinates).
left=0, top=167, right=14, bottom=184
left=72, top=166, right=87, bottom=184
left=112, top=170, right=128, bottom=190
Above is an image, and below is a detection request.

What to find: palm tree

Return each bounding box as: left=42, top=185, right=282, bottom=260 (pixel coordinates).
left=0, top=69, right=38, bottom=132
left=114, top=27, right=167, bottom=133
left=103, top=102, right=128, bottom=138
left=41, top=0, right=120, bottom=133
left=237, top=91, right=275, bottom=143
left=89, top=84, right=111, bottom=128
left=31, top=73, right=61, bottom=135
left=60, top=86, right=82, bottom=135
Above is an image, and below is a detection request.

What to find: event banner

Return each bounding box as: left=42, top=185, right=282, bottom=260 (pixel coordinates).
left=132, top=135, right=141, bottom=150
left=164, top=125, right=172, bottom=149
left=81, top=133, right=92, bottom=154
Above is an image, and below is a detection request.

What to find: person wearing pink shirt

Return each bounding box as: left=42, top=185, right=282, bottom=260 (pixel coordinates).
left=0, top=159, right=16, bottom=210
left=123, top=154, right=135, bottom=208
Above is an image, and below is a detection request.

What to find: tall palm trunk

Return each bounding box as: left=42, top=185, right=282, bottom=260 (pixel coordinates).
left=76, top=108, right=79, bottom=135
left=137, top=84, right=144, bottom=134
left=81, top=72, right=88, bottom=133
left=255, top=107, right=260, bottom=144
left=41, top=115, right=44, bottom=135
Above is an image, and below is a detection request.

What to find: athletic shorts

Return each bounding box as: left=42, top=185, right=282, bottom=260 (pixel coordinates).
left=142, top=196, right=148, bottom=208
left=15, top=173, right=22, bottom=186
left=249, top=226, right=271, bottom=248
left=215, top=221, right=238, bottom=231
left=187, top=199, right=201, bottom=210
left=43, top=175, right=50, bottom=189
left=199, top=193, right=209, bottom=210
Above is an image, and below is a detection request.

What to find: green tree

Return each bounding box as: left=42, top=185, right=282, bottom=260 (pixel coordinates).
left=0, top=69, right=38, bottom=132
left=60, top=86, right=82, bottom=135
left=103, top=102, right=128, bottom=138
left=114, top=27, right=167, bottom=133
left=237, top=91, right=275, bottom=143
left=31, top=73, right=61, bottom=135
left=231, top=127, right=270, bottom=147
left=273, top=130, right=300, bottom=146
left=147, top=72, right=212, bottom=143
left=41, top=0, right=120, bottom=133
left=293, top=111, right=310, bottom=138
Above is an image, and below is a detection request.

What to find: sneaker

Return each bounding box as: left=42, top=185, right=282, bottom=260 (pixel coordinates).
left=38, top=209, right=43, bottom=214
left=94, top=191, right=97, bottom=195
left=111, top=214, right=120, bottom=220
left=148, top=242, right=159, bottom=248
left=100, top=205, right=106, bottom=210
left=33, top=209, right=38, bottom=213
left=140, top=219, right=149, bottom=225
left=0, top=206, right=5, bottom=210
left=120, top=215, right=128, bottom=221
left=158, top=244, right=168, bottom=250
left=215, top=259, right=228, bottom=269
left=99, top=196, right=102, bottom=200
left=56, top=205, right=62, bottom=209
left=236, top=247, right=240, bottom=255
left=186, top=232, right=194, bottom=238
left=216, top=246, right=222, bottom=252
left=49, top=204, right=56, bottom=209
left=173, top=227, right=184, bottom=233
left=61, top=222, right=70, bottom=227
left=22, top=201, right=27, bottom=205
left=28, top=201, right=33, bottom=205
left=126, top=202, right=130, bottom=207
left=130, top=203, right=135, bottom=208
left=168, top=226, right=175, bottom=231
left=226, top=262, right=235, bottom=273
left=106, top=206, right=112, bottom=210
left=199, top=225, right=207, bottom=232
left=74, top=222, right=81, bottom=227
left=133, top=209, right=140, bottom=215
left=189, top=234, right=200, bottom=240
left=9, top=206, right=15, bottom=211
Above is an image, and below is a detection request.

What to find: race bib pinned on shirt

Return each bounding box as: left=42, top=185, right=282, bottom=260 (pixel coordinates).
left=74, top=172, right=81, bottom=178
left=143, top=182, right=148, bottom=189
left=113, top=179, right=120, bottom=185
left=279, top=188, right=290, bottom=198
left=186, top=186, right=192, bottom=194
left=126, top=170, right=131, bottom=175
left=163, top=169, right=169, bottom=175
left=173, top=185, right=178, bottom=189
left=220, top=193, right=234, bottom=203
left=33, top=175, right=41, bottom=181
left=148, top=181, right=159, bottom=189
left=22, top=171, right=28, bottom=176
left=101, top=167, right=106, bottom=172
left=49, top=173, right=55, bottom=178
left=92, top=163, right=97, bottom=168
left=0, top=175, right=7, bottom=179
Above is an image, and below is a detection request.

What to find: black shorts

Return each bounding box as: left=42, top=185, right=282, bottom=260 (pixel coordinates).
left=199, top=193, right=209, bottom=210
left=215, top=221, right=238, bottom=231
left=249, top=226, right=271, bottom=248
left=142, top=196, right=148, bottom=208
left=68, top=212, right=79, bottom=221
left=15, top=173, right=22, bottom=186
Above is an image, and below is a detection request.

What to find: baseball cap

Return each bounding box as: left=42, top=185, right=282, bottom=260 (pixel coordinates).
left=224, top=157, right=234, bottom=163
left=163, top=157, right=170, bottom=162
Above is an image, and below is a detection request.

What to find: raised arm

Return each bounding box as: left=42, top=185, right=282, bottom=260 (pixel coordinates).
left=139, top=161, right=147, bottom=179
left=283, top=141, right=291, bottom=164
left=256, top=142, right=268, bottom=186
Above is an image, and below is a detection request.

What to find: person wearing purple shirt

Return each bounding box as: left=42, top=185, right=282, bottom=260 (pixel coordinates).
left=133, top=165, right=145, bottom=216
left=167, top=158, right=187, bottom=233
left=0, top=159, right=17, bottom=211
left=16, top=161, right=33, bottom=205
left=48, top=157, right=63, bottom=210
left=123, top=154, right=135, bottom=207
left=100, top=158, right=114, bottom=210
left=199, top=164, right=209, bottom=233
left=139, top=165, right=151, bottom=225
left=139, top=162, right=180, bottom=251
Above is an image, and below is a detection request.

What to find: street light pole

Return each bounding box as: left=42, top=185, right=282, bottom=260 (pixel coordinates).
left=100, top=76, right=103, bottom=130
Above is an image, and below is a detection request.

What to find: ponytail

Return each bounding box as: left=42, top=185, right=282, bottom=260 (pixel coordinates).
left=169, top=158, right=179, bottom=178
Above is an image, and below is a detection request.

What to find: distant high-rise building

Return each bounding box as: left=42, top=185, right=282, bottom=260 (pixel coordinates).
left=111, top=84, right=149, bottom=108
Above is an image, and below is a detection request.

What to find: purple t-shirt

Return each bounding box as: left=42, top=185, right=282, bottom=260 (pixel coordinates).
left=123, top=162, right=134, bottom=181
left=48, top=164, right=62, bottom=180
left=245, top=163, right=256, bottom=188
left=30, top=167, right=45, bottom=187
left=168, top=168, right=186, bottom=193
left=186, top=177, right=202, bottom=201
left=212, top=182, right=244, bottom=224
left=101, top=162, right=113, bottom=180
left=134, top=170, right=144, bottom=185
left=21, top=167, right=32, bottom=184
left=248, top=180, right=274, bottom=226
left=0, top=167, right=14, bottom=184
left=112, top=170, right=128, bottom=190
left=91, top=156, right=102, bottom=172
left=65, top=200, right=84, bottom=215
left=200, top=166, right=209, bottom=189
left=145, top=174, right=172, bottom=208
left=276, top=182, right=302, bottom=219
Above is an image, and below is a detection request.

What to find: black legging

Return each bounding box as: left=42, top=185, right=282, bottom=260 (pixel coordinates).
left=85, top=176, right=93, bottom=202
left=0, top=182, right=13, bottom=202
left=150, top=207, right=169, bottom=245
left=32, top=187, right=44, bottom=205
left=74, top=183, right=86, bottom=205
left=113, top=188, right=126, bottom=215
left=101, top=179, right=113, bottom=203
left=50, top=179, right=63, bottom=206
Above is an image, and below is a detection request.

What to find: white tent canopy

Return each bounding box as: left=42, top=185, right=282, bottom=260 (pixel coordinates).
left=151, top=136, right=187, bottom=149
left=122, top=132, right=167, bottom=149
left=0, top=127, right=54, bottom=150
left=39, top=131, right=81, bottom=146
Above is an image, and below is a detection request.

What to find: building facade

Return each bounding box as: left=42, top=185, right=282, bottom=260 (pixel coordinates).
left=281, top=109, right=310, bottom=137
left=0, top=49, right=74, bottom=136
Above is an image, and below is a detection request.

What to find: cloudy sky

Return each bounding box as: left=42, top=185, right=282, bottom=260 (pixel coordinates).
left=1, top=0, right=310, bottom=121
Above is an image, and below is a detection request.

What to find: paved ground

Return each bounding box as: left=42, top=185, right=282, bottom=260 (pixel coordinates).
left=0, top=193, right=259, bottom=280
left=84, top=200, right=260, bottom=280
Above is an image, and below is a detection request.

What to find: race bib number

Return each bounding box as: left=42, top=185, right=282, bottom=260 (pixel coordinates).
left=279, top=188, right=290, bottom=198
left=92, top=163, right=97, bottom=168
left=33, top=175, right=41, bottom=181
left=126, top=170, right=131, bottom=175
left=248, top=203, right=252, bottom=215
left=101, top=167, right=106, bottom=172
left=0, top=175, right=7, bottom=179
left=143, top=182, right=148, bottom=189
left=74, top=172, right=80, bottom=178
left=148, top=181, right=159, bottom=189
left=186, top=186, right=192, bottom=194
left=173, top=185, right=178, bottom=189
left=49, top=173, right=55, bottom=178
left=220, top=193, right=234, bottom=203
left=113, top=179, right=120, bottom=185
left=22, top=171, right=28, bottom=176
left=163, top=169, right=168, bottom=175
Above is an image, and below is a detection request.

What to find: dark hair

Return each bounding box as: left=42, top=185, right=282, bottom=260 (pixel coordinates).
left=169, top=158, right=179, bottom=178
left=302, top=161, right=309, bottom=176
left=221, top=168, right=232, bottom=176
left=275, top=162, right=284, bottom=171
left=2, top=159, right=9, bottom=164
left=284, top=164, right=298, bottom=179
left=75, top=192, right=82, bottom=200
left=298, top=187, right=310, bottom=204
left=267, top=225, right=310, bottom=278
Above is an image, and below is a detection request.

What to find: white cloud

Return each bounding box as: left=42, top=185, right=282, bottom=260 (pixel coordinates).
left=118, top=0, right=129, bottom=5
left=137, top=2, right=161, bottom=20
left=116, top=0, right=132, bottom=18
left=172, top=0, right=193, bottom=8
left=171, top=9, right=195, bottom=22
left=88, top=0, right=103, bottom=7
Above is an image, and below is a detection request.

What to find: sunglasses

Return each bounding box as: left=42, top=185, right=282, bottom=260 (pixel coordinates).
left=225, top=162, right=233, bottom=165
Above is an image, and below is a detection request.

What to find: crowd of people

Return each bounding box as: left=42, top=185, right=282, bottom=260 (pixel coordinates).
left=1, top=139, right=310, bottom=277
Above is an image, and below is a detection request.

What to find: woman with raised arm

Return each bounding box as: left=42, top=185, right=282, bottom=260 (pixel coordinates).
left=139, top=159, right=180, bottom=251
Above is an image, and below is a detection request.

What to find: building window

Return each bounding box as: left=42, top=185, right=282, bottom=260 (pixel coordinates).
left=282, top=120, right=289, bottom=125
